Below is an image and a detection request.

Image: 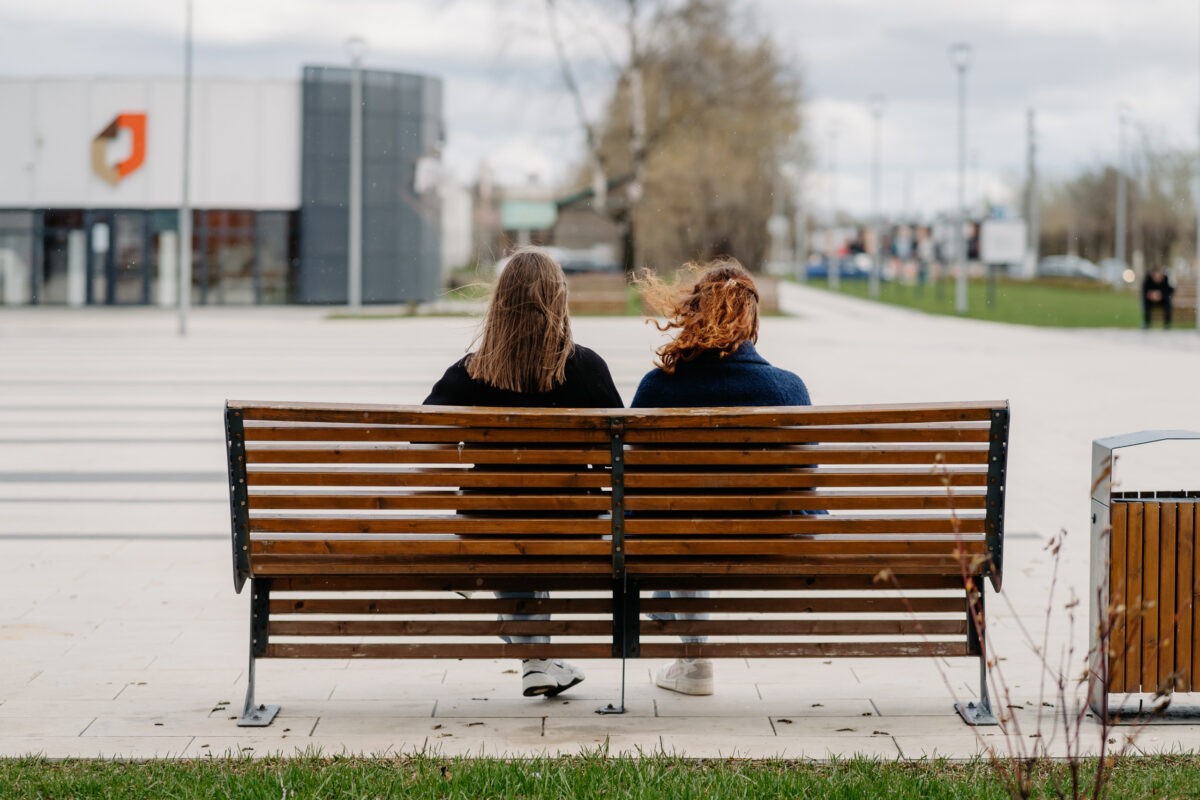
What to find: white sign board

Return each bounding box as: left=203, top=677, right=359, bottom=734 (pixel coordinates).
left=980, top=219, right=1027, bottom=264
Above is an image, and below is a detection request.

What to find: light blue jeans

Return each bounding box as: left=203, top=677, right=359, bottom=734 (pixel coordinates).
left=495, top=590, right=549, bottom=645
left=649, top=589, right=709, bottom=645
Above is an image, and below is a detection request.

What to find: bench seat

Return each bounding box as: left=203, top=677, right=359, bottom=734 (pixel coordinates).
left=226, top=400, right=1009, bottom=725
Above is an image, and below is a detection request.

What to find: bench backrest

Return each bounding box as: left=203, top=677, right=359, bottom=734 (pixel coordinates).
left=226, top=400, right=1008, bottom=661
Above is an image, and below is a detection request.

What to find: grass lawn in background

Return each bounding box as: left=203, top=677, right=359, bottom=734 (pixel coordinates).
left=3, top=755, right=1200, bottom=799
left=805, top=276, right=1143, bottom=328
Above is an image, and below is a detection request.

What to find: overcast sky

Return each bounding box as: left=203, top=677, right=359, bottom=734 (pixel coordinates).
left=2, top=0, right=1198, bottom=216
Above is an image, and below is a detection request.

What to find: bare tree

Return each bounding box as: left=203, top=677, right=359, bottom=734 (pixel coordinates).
left=546, top=0, right=802, bottom=272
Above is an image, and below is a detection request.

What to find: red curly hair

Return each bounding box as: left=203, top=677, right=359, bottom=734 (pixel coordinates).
left=637, top=258, right=760, bottom=375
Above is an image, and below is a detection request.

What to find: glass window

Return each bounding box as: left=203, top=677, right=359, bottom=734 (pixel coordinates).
left=0, top=211, right=34, bottom=306
left=201, top=210, right=256, bottom=305
left=258, top=212, right=294, bottom=304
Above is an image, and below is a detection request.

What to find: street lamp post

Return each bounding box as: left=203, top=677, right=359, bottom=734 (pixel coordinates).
left=868, top=94, right=885, bottom=299
left=1115, top=104, right=1129, bottom=269
left=949, top=42, right=972, bottom=315
left=828, top=121, right=841, bottom=291
left=178, top=0, right=193, bottom=336
left=346, top=36, right=368, bottom=311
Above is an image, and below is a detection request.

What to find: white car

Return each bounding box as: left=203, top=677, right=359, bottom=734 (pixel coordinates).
left=1036, top=255, right=1101, bottom=281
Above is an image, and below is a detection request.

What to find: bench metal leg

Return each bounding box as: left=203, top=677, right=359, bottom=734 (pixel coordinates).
left=596, top=656, right=627, bottom=715
left=596, top=578, right=638, bottom=715
left=956, top=584, right=999, bottom=726
left=238, top=579, right=279, bottom=727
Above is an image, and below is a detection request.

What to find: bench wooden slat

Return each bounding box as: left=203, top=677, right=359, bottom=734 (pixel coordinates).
left=235, top=402, right=614, bottom=428
left=250, top=537, right=985, bottom=558
left=249, top=493, right=613, bottom=512
left=264, top=641, right=971, bottom=660
left=643, top=618, right=968, bottom=636
left=232, top=401, right=1003, bottom=427
left=626, top=517, right=985, bottom=535
left=269, top=574, right=966, bottom=592
left=252, top=559, right=611, bottom=575
left=247, top=515, right=985, bottom=536
left=243, top=424, right=611, bottom=443
left=625, top=492, right=986, bottom=511
left=270, top=597, right=613, bottom=615
left=623, top=445, right=988, bottom=466
left=249, top=517, right=612, bottom=535
left=638, top=641, right=971, bottom=658
left=624, top=469, right=988, bottom=489
left=247, top=469, right=610, bottom=488
left=252, top=539, right=613, bottom=557
left=245, top=445, right=612, bottom=466
left=265, top=642, right=614, bottom=659
left=624, top=424, right=992, bottom=444
left=268, top=595, right=963, bottom=616
left=270, top=619, right=611, bottom=637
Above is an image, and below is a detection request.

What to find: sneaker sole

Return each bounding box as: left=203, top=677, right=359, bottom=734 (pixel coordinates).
left=655, top=676, right=713, bottom=696
left=522, top=674, right=584, bottom=698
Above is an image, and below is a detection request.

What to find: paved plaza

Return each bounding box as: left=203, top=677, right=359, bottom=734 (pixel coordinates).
left=2, top=284, right=1199, bottom=759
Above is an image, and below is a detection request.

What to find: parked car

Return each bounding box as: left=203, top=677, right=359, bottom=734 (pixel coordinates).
left=1036, top=255, right=1101, bottom=281
left=806, top=254, right=871, bottom=281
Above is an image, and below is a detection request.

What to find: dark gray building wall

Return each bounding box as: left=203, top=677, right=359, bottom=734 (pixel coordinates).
left=298, top=66, right=443, bottom=304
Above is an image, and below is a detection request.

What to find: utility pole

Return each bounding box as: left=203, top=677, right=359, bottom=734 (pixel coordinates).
left=949, top=43, right=972, bottom=315
left=1115, top=104, right=1129, bottom=268
left=868, top=95, right=885, bottom=299
left=1024, top=108, right=1038, bottom=279
left=828, top=121, right=841, bottom=291
left=346, top=37, right=368, bottom=310
left=178, top=0, right=193, bottom=337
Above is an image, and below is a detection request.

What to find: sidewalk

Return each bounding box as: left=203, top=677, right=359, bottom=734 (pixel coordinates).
left=2, top=289, right=1199, bottom=759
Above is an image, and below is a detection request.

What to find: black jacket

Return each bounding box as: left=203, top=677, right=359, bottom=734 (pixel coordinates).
left=424, top=345, right=623, bottom=408
left=631, top=342, right=810, bottom=408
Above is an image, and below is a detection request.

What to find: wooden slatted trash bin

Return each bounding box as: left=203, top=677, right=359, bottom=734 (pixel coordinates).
left=1089, top=431, right=1200, bottom=718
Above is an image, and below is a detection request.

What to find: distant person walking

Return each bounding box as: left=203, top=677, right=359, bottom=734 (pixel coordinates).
left=1142, top=267, right=1174, bottom=329
left=424, top=246, right=623, bottom=698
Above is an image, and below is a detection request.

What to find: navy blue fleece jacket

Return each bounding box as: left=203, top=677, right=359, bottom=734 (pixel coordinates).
left=631, top=341, right=810, bottom=408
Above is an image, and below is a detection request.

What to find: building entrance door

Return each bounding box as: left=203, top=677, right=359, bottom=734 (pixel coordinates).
left=87, top=211, right=150, bottom=305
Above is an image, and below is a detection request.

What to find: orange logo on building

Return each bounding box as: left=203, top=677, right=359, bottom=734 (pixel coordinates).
left=91, top=113, right=147, bottom=186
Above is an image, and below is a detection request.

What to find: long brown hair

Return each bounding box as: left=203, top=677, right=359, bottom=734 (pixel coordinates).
left=466, top=246, right=574, bottom=393
left=636, top=258, right=759, bottom=375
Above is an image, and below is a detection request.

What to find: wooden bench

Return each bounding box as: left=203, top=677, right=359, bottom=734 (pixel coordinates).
left=225, top=400, right=1010, bottom=726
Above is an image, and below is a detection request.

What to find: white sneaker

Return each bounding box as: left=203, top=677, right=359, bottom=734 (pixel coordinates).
left=655, top=658, right=714, bottom=696
left=522, top=659, right=585, bottom=697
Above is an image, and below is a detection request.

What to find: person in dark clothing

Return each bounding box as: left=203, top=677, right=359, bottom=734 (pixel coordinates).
left=1142, top=268, right=1174, bottom=329
left=424, top=246, right=623, bottom=698
left=631, top=259, right=813, bottom=697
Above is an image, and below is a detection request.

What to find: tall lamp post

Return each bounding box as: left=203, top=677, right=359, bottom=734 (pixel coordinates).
left=949, top=42, right=972, bottom=315
left=868, top=94, right=885, bottom=299
left=828, top=121, right=841, bottom=291
left=1115, top=103, right=1129, bottom=269
left=346, top=36, right=368, bottom=310
left=178, top=0, right=193, bottom=336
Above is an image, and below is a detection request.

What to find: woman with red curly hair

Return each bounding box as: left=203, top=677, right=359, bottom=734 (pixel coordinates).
left=632, top=258, right=812, bottom=697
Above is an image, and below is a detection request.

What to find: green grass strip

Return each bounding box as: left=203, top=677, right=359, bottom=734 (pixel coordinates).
left=805, top=276, right=1144, bottom=328
left=3, top=754, right=1200, bottom=799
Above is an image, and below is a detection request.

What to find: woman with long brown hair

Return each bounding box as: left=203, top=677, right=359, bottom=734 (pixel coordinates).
left=425, top=246, right=623, bottom=698
left=633, top=258, right=812, bottom=696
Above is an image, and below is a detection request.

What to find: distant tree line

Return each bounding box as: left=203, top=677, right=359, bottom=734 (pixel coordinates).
left=1037, top=133, right=1196, bottom=270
